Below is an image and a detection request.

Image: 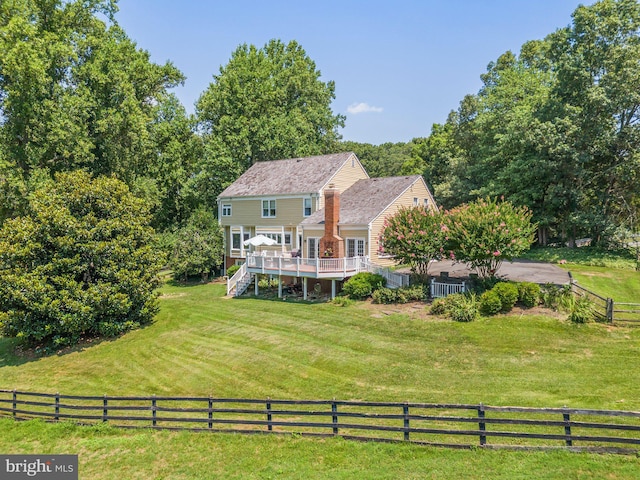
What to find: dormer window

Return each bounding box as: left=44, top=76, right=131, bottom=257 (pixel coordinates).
left=262, top=199, right=276, bottom=218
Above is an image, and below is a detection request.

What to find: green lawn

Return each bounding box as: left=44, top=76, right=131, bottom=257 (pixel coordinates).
left=2, top=279, right=640, bottom=478
left=1, top=419, right=638, bottom=480
left=567, top=264, right=640, bottom=303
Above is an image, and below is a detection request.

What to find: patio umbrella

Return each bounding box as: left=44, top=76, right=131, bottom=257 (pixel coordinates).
left=243, top=234, right=278, bottom=247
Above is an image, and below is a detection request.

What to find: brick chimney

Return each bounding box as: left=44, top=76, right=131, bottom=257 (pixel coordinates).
left=319, top=185, right=344, bottom=258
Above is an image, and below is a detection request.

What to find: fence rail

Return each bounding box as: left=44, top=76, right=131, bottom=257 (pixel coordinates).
left=2, top=389, right=639, bottom=454
left=570, top=281, right=640, bottom=323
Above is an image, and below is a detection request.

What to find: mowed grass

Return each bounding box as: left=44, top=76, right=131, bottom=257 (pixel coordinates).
left=3, top=278, right=640, bottom=478
left=1, top=282, right=640, bottom=410
left=2, top=419, right=639, bottom=480
left=567, top=264, right=640, bottom=302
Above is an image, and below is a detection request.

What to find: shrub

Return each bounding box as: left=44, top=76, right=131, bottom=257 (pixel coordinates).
left=541, top=284, right=573, bottom=311
left=492, top=282, right=519, bottom=312
left=402, top=285, right=427, bottom=302
left=479, top=290, right=502, bottom=316
left=257, top=277, right=279, bottom=289
left=447, top=293, right=479, bottom=322
left=226, top=265, right=240, bottom=277
left=372, top=288, right=398, bottom=304
left=568, top=296, right=596, bottom=323
left=429, top=297, right=448, bottom=315
left=332, top=296, right=354, bottom=307
left=342, top=273, right=385, bottom=300
left=517, top=282, right=540, bottom=308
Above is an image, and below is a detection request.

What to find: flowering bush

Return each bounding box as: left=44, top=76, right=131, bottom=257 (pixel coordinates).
left=379, top=206, right=449, bottom=276
left=445, top=198, right=537, bottom=278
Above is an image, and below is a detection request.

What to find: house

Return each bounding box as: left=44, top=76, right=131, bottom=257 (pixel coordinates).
left=218, top=152, right=437, bottom=298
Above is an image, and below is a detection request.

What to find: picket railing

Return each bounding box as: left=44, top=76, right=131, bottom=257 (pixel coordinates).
left=430, top=279, right=467, bottom=298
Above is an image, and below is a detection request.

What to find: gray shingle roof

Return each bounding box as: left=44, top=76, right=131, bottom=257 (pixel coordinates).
left=301, top=175, right=424, bottom=226
left=218, top=152, right=356, bottom=198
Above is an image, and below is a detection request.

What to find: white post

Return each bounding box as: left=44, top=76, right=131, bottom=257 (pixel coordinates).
left=303, top=277, right=308, bottom=300
left=431, top=278, right=435, bottom=298
left=278, top=275, right=283, bottom=298
left=255, top=276, right=259, bottom=296
left=331, top=280, right=336, bottom=300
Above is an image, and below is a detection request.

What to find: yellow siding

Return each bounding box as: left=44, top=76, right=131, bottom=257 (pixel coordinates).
left=369, top=178, right=436, bottom=264
left=220, top=197, right=310, bottom=227
left=319, top=154, right=368, bottom=209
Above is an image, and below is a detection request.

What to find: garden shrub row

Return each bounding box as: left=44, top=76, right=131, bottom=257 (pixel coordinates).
left=372, top=285, right=427, bottom=304
left=342, top=273, right=386, bottom=300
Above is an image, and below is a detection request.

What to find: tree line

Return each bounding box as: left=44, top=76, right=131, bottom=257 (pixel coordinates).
left=1, top=0, right=638, bottom=349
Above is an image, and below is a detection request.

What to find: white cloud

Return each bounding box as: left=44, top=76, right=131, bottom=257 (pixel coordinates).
left=347, top=102, right=384, bottom=114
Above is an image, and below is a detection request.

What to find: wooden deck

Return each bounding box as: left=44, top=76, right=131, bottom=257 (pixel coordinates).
left=246, top=254, right=367, bottom=279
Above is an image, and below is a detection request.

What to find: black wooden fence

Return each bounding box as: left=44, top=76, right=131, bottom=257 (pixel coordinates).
left=2, top=389, right=640, bottom=454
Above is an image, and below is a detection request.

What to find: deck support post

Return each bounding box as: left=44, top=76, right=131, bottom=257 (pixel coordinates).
left=255, top=276, right=259, bottom=296
left=303, top=277, right=308, bottom=300
left=331, top=280, right=336, bottom=300
left=278, top=275, right=283, bottom=298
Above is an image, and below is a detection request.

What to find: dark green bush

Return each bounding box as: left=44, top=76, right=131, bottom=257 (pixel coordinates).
left=226, top=264, right=241, bottom=277
left=343, top=273, right=386, bottom=300
left=517, top=282, right=540, bottom=308
left=479, top=290, right=502, bottom=315
left=492, top=282, right=519, bottom=312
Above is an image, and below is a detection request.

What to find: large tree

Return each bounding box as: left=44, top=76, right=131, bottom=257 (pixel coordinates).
left=196, top=39, right=345, bottom=173
left=0, top=171, right=162, bottom=350
left=423, top=0, right=640, bottom=245
left=0, top=0, right=185, bottom=222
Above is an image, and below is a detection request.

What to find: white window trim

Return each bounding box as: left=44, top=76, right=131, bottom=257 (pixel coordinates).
left=346, top=237, right=366, bottom=258
left=222, top=204, right=232, bottom=217
left=261, top=199, right=277, bottom=218
left=303, top=197, right=312, bottom=217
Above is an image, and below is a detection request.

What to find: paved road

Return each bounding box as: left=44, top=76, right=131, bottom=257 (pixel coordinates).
left=428, top=259, right=571, bottom=285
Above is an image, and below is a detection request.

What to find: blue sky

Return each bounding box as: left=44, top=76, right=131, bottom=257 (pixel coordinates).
left=116, top=0, right=584, bottom=145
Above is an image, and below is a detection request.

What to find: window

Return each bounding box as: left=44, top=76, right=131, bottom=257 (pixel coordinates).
left=232, top=232, right=241, bottom=250
left=284, top=233, right=291, bottom=245
left=413, top=197, right=419, bottom=206
left=303, top=198, right=312, bottom=216
left=424, top=198, right=429, bottom=207
left=243, top=232, right=251, bottom=242
left=262, top=199, right=276, bottom=217
left=347, top=238, right=366, bottom=257
left=222, top=204, right=232, bottom=216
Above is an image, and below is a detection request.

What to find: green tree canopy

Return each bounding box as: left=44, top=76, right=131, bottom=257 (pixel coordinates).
left=196, top=39, right=345, bottom=174
left=0, top=0, right=185, bottom=223
left=0, top=170, right=162, bottom=350
left=169, top=208, right=224, bottom=282
left=422, top=0, right=640, bottom=246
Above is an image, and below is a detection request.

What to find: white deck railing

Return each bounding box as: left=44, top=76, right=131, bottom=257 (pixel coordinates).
left=226, top=262, right=248, bottom=296
left=246, top=253, right=368, bottom=278
left=430, top=278, right=467, bottom=298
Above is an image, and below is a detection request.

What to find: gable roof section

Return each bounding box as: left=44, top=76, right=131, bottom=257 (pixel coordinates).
left=218, top=152, right=357, bottom=198
left=301, top=175, right=425, bottom=226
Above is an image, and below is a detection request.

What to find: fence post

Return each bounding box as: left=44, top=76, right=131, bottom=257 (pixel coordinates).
left=332, top=399, right=339, bottom=435
left=152, top=395, right=157, bottom=427
left=403, top=403, right=410, bottom=441
left=55, top=393, right=60, bottom=422
left=430, top=278, right=435, bottom=298
left=102, top=395, right=108, bottom=423
left=12, top=390, right=17, bottom=418
left=563, top=408, right=572, bottom=447
left=606, top=298, right=614, bottom=323
left=478, top=404, right=486, bottom=446
left=208, top=397, right=213, bottom=429
left=266, top=398, right=272, bottom=432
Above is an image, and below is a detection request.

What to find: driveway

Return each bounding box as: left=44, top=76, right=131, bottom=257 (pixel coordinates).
left=427, top=259, right=571, bottom=285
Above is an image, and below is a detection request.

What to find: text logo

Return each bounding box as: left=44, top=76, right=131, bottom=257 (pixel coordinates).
left=0, top=455, right=77, bottom=479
